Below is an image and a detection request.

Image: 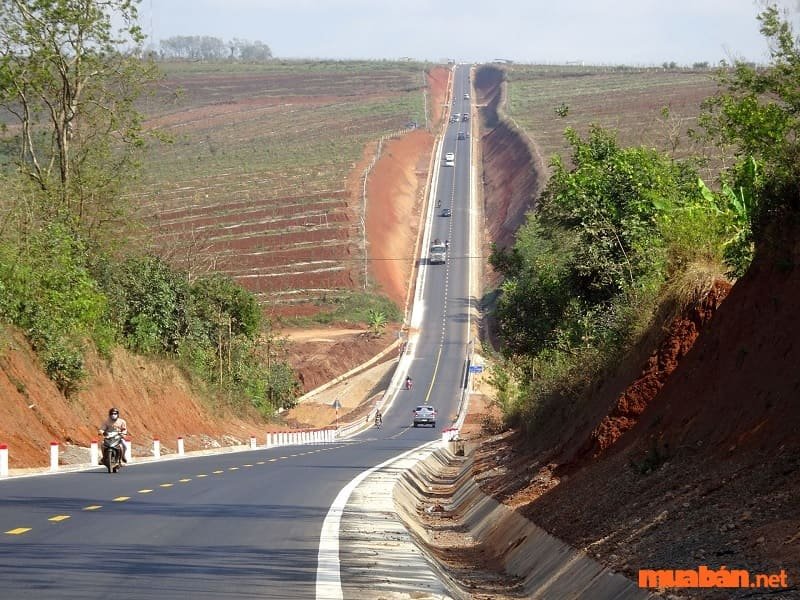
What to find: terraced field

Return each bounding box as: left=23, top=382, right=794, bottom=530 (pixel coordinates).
left=502, top=65, right=721, bottom=174
left=132, top=61, right=429, bottom=317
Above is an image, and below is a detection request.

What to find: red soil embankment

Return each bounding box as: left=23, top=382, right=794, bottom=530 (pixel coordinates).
left=366, top=129, right=433, bottom=307
left=493, top=232, right=800, bottom=590
left=474, top=66, right=545, bottom=256
left=365, top=66, right=449, bottom=309
left=0, top=331, right=265, bottom=468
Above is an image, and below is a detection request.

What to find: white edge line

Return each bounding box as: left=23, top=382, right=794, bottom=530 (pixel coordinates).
left=315, top=442, right=436, bottom=600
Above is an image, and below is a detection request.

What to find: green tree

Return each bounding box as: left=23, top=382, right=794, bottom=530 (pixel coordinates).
left=0, top=0, right=159, bottom=234
left=699, top=4, right=800, bottom=237
left=0, top=224, right=111, bottom=395
left=367, top=309, right=387, bottom=338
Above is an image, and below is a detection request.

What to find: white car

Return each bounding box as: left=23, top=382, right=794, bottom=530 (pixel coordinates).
left=445, top=152, right=455, bottom=161
left=413, top=405, right=437, bottom=428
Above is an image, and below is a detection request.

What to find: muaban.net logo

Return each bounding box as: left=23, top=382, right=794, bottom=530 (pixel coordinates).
left=638, top=566, right=790, bottom=590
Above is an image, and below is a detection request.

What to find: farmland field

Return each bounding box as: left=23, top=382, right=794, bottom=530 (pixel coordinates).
left=501, top=65, right=722, bottom=175
left=132, top=60, right=430, bottom=318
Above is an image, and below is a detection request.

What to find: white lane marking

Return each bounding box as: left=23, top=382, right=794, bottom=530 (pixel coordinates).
left=315, top=443, right=435, bottom=600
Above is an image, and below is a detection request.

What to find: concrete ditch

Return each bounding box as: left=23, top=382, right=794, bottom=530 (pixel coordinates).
left=393, top=446, right=653, bottom=599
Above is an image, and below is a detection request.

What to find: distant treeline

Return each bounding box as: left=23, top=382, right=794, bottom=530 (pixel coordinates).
left=159, top=36, right=272, bottom=61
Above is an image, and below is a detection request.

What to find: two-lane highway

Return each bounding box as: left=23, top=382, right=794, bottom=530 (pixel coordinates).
left=0, top=64, right=475, bottom=599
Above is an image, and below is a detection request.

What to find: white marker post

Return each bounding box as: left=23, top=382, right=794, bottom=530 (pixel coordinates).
left=250, top=435, right=256, bottom=449
left=49, top=441, right=59, bottom=472
left=177, top=436, right=185, bottom=456
left=0, top=443, right=8, bottom=478
left=153, top=438, right=161, bottom=459
left=90, top=440, right=98, bottom=466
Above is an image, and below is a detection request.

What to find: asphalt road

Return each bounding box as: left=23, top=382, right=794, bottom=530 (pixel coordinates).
left=0, top=65, right=474, bottom=600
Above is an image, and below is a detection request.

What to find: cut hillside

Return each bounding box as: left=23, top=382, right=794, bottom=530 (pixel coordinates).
left=472, top=63, right=798, bottom=595
left=472, top=236, right=800, bottom=596
left=0, top=328, right=270, bottom=469
left=474, top=65, right=544, bottom=254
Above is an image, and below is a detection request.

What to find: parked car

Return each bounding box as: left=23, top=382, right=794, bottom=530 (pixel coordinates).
left=413, top=405, right=437, bottom=428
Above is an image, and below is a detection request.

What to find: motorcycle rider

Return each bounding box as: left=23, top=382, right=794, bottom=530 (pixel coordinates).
left=99, top=407, right=128, bottom=463
left=374, top=409, right=382, bottom=428
left=405, top=376, right=413, bottom=390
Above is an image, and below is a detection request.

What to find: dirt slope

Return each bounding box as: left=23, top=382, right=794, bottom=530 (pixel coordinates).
left=0, top=330, right=265, bottom=469
left=474, top=66, right=545, bottom=254
left=471, top=107, right=800, bottom=597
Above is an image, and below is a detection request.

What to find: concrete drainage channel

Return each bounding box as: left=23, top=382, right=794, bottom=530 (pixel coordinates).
left=382, top=445, right=654, bottom=600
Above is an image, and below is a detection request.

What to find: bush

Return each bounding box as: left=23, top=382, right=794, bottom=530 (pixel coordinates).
left=0, top=224, right=110, bottom=395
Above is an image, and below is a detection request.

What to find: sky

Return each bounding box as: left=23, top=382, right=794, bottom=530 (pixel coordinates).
left=138, top=0, right=800, bottom=65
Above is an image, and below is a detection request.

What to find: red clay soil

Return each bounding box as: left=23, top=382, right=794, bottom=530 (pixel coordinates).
left=426, top=66, right=451, bottom=130
left=366, top=129, right=433, bottom=307
left=365, top=67, right=449, bottom=309
left=284, top=327, right=398, bottom=394
left=473, top=236, right=800, bottom=596
left=474, top=66, right=545, bottom=294
left=0, top=331, right=269, bottom=469
left=585, top=280, right=732, bottom=459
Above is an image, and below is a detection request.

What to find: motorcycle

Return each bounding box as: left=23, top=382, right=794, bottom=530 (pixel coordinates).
left=405, top=378, right=413, bottom=391
left=101, top=430, right=125, bottom=474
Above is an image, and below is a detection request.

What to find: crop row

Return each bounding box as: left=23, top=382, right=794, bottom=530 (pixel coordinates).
left=503, top=66, right=720, bottom=165
left=131, top=61, right=429, bottom=313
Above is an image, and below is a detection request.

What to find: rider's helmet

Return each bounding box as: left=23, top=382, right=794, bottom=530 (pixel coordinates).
left=108, top=407, right=120, bottom=421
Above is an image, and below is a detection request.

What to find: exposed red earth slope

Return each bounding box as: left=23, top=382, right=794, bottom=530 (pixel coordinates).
left=471, top=66, right=800, bottom=594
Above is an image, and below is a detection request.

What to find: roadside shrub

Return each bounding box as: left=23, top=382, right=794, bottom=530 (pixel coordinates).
left=0, top=224, right=110, bottom=395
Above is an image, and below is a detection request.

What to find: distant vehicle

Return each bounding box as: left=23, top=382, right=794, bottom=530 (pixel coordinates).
left=462, top=114, right=469, bottom=122
left=452, top=113, right=460, bottom=121
left=441, top=208, right=451, bottom=217
left=457, top=131, right=466, bottom=140
left=445, top=152, right=455, bottom=161
left=429, top=239, right=447, bottom=264
left=413, top=405, right=437, bottom=428
left=444, top=160, right=455, bottom=167
left=463, top=93, right=470, bottom=99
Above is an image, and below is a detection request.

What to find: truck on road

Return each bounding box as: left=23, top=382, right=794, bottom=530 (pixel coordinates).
left=429, top=239, right=447, bottom=264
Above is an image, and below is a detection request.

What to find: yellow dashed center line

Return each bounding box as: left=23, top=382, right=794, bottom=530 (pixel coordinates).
left=179, top=478, right=192, bottom=483
left=112, top=496, right=130, bottom=502
left=83, top=505, right=102, bottom=511
left=196, top=474, right=208, bottom=478
left=138, top=489, right=153, bottom=494
left=228, top=467, right=239, bottom=471
left=256, top=461, right=265, bottom=465
left=5, top=527, right=31, bottom=535
left=160, top=483, right=173, bottom=488
left=212, top=470, right=224, bottom=474
left=269, top=458, right=278, bottom=462
left=48, top=515, right=70, bottom=523
left=243, top=464, right=253, bottom=468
